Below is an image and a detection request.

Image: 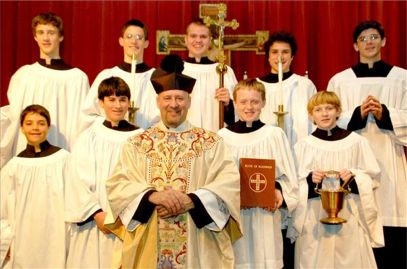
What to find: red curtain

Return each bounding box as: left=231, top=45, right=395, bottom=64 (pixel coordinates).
left=1, top=1, right=406, bottom=106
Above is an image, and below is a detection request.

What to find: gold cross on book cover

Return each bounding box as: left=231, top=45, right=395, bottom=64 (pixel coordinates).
left=239, top=158, right=275, bottom=210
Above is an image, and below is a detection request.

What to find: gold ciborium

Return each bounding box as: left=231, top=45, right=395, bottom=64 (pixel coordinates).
left=315, top=170, right=350, bottom=225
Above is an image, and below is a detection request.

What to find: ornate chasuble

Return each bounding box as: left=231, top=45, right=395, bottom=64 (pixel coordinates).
left=132, top=126, right=219, bottom=268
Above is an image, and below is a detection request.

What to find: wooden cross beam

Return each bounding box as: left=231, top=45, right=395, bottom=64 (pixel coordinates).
left=156, top=4, right=269, bottom=66
left=203, top=3, right=239, bottom=63
left=156, top=31, right=269, bottom=63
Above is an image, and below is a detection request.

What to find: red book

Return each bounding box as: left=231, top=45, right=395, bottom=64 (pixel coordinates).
left=239, top=158, right=275, bottom=209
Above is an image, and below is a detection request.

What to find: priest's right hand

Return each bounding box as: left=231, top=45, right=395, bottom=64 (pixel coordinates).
left=312, top=170, right=325, bottom=184
left=149, top=189, right=184, bottom=217
left=151, top=190, right=195, bottom=218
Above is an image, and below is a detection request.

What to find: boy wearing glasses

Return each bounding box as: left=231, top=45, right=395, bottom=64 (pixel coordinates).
left=82, top=19, right=159, bottom=130
left=327, top=20, right=406, bottom=269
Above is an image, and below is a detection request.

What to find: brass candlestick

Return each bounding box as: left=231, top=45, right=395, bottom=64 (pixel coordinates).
left=273, top=104, right=288, bottom=131
left=128, top=101, right=139, bottom=125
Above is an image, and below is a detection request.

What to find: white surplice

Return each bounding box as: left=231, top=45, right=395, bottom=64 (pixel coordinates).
left=328, top=67, right=407, bottom=227
left=257, top=74, right=316, bottom=149
left=81, top=66, right=160, bottom=131
left=1, top=62, right=89, bottom=167
left=218, top=125, right=298, bottom=269
left=65, top=118, right=143, bottom=268
left=290, top=132, right=383, bottom=269
left=183, top=62, right=238, bottom=132
left=0, top=149, right=69, bottom=268
left=0, top=106, right=13, bottom=169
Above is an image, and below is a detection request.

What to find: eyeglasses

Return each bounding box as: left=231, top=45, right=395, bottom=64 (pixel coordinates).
left=357, top=34, right=380, bottom=42
left=124, top=33, right=144, bottom=41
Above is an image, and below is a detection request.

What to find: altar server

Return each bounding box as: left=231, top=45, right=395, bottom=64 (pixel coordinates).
left=1, top=105, right=69, bottom=268
left=290, top=91, right=383, bottom=269
left=327, top=20, right=406, bottom=269
left=1, top=12, right=89, bottom=168
left=65, top=77, right=143, bottom=268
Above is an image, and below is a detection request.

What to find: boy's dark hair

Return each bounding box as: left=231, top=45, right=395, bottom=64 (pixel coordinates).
left=353, top=20, right=385, bottom=43
left=98, top=77, right=131, bottom=100
left=32, top=12, right=64, bottom=36
left=20, top=104, right=51, bottom=126
left=264, top=31, right=298, bottom=57
left=121, top=19, right=148, bottom=40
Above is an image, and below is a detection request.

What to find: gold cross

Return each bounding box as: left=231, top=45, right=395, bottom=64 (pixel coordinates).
left=202, top=3, right=239, bottom=128
left=203, top=3, right=239, bottom=65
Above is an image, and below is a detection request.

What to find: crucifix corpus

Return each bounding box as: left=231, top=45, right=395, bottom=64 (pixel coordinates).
left=203, top=3, right=239, bottom=129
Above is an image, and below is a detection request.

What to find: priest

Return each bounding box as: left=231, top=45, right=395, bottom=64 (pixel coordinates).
left=105, top=55, right=241, bottom=268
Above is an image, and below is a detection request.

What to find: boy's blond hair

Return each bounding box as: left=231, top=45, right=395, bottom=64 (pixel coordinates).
left=233, top=79, right=266, bottom=101
left=307, top=91, right=342, bottom=114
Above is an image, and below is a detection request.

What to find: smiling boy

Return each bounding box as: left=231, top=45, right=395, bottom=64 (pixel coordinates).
left=182, top=19, right=238, bottom=131
left=1, top=105, right=69, bottom=267
left=291, top=91, right=382, bottom=268
left=65, top=77, right=142, bottom=268
left=257, top=31, right=316, bottom=151
left=1, top=12, right=89, bottom=167
left=327, top=20, right=407, bottom=269
left=82, top=19, right=159, bottom=130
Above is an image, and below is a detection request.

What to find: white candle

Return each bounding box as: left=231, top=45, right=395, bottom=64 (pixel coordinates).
left=131, top=52, right=137, bottom=74
left=130, top=53, right=137, bottom=115
left=278, top=55, right=283, bottom=106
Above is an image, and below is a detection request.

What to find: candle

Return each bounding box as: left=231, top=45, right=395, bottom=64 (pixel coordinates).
left=131, top=52, right=137, bottom=74
left=278, top=55, right=283, bottom=106
left=130, top=52, right=137, bottom=118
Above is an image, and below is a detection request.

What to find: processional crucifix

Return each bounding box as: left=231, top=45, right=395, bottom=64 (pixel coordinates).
left=203, top=3, right=239, bottom=129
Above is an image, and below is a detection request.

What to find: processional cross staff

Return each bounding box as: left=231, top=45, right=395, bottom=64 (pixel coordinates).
left=203, top=3, right=239, bottom=129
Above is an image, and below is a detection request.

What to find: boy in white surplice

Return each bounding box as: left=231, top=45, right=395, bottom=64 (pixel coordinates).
left=290, top=91, right=383, bottom=268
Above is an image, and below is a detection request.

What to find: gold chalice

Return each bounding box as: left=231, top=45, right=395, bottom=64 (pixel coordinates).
left=315, top=170, right=350, bottom=225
